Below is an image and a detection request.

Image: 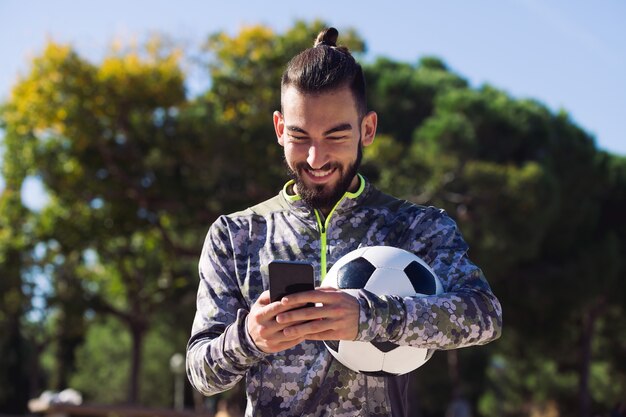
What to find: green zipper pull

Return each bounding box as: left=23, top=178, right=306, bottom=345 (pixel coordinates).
left=314, top=209, right=328, bottom=282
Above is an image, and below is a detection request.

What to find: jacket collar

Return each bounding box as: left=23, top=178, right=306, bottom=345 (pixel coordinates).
left=280, top=173, right=371, bottom=217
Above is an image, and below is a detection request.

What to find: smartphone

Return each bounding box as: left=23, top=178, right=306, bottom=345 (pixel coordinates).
left=269, top=260, right=315, bottom=304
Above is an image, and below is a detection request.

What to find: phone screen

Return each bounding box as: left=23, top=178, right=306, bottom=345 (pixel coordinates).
left=269, top=261, right=315, bottom=303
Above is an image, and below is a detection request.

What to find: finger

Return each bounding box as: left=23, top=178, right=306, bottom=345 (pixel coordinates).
left=300, top=330, right=352, bottom=341
left=270, top=337, right=306, bottom=352
left=291, top=321, right=357, bottom=341
left=282, top=289, right=348, bottom=305
left=283, top=317, right=338, bottom=338
left=252, top=315, right=306, bottom=346
left=256, top=290, right=271, bottom=305
left=275, top=305, right=329, bottom=324
left=279, top=299, right=313, bottom=312
left=261, top=324, right=308, bottom=342
left=257, top=299, right=300, bottom=321
left=254, top=329, right=306, bottom=353
left=315, top=287, right=342, bottom=292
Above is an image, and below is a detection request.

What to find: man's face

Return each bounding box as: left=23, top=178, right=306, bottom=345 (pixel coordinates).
left=273, top=86, right=377, bottom=212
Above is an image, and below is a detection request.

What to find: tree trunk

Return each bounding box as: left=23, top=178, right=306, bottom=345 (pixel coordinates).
left=30, top=341, right=46, bottom=397
left=54, top=313, right=69, bottom=391
left=128, top=320, right=147, bottom=404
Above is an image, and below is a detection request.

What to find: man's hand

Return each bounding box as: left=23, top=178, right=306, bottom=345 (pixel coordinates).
left=247, top=290, right=309, bottom=353
left=247, top=288, right=360, bottom=353
left=275, top=288, right=360, bottom=341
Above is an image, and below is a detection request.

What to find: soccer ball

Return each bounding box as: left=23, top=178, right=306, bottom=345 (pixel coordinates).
left=321, top=246, right=443, bottom=376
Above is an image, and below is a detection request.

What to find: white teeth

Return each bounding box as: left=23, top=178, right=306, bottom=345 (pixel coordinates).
left=308, top=169, right=333, bottom=177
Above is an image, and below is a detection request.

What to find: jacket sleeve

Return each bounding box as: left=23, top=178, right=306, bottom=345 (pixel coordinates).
left=186, top=216, right=267, bottom=396
left=354, top=208, right=502, bottom=349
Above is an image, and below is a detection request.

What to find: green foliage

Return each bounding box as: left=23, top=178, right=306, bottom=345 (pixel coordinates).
left=365, top=56, right=467, bottom=143
left=0, top=176, right=36, bottom=412
left=362, top=42, right=626, bottom=416
left=1, top=35, right=196, bottom=404
left=70, top=318, right=131, bottom=403
left=1, top=19, right=625, bottom=416
left=70, top=317, right=182, bottom=406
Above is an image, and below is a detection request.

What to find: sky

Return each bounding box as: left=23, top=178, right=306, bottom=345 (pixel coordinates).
left=1, top=0, right=625, bottom=209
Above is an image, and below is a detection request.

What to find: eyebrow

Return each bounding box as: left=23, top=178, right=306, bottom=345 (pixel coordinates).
left=286, top=123, right=353, bottom=136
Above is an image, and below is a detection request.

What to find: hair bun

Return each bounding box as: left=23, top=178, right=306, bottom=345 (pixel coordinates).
left=314, top=27, right=339, bottom=47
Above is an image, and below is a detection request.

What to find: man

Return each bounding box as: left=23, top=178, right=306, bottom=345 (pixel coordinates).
left=186, top=27, right=502, bottom=417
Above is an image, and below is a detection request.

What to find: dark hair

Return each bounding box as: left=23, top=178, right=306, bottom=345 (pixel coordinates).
left=281, top=27, right=367, bottom=116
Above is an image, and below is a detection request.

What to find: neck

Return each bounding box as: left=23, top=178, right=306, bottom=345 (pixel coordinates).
left=346, top=174, right=360, bottom=193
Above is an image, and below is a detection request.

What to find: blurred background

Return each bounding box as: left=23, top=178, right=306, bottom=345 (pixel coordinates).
left=1, top=1, right=625, bottom=417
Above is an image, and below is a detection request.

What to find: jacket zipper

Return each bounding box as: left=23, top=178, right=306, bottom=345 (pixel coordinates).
left=290, top=174, right=364, bottom=283
left=314, top=198, right=344, bottom=283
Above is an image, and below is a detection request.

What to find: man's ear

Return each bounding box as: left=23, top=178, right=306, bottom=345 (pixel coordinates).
left=361, top=111, right=378, bottom=147
left=273, top=111, right=285, bottom=146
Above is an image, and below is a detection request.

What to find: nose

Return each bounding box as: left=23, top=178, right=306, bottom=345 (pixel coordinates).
left=307, top=142, right=329, bottom=169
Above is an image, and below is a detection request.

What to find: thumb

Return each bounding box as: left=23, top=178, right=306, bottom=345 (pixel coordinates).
left=256, top=290, right=271, bottom=305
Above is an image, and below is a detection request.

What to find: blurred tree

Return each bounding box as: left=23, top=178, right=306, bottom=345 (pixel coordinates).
left=0, top=20, right=365, bottom=407
left=363, top=56, right=626, bottom=416
left=1, top=19, right=624, bottom=416
left=69, top=316, right=184, bottom=406
left=0, top=188, right=34, bottom=412
left=365, top=56, right=467, bottom=144
left=1, top=39, right=194, bottom=403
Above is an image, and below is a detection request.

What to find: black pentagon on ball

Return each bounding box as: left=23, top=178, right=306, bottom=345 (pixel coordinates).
left=361, top=370, right=398, bottom=377
left=403, top=261, right=436, bottom=295
left=336, top=257, right=376, bottom=289
left=325, top=340, right=340, bottom=353
left=371, top=341, right=399, bottom=353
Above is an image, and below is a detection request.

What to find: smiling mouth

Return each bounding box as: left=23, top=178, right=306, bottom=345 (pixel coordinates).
left=306, top=167, right=335, bottom=178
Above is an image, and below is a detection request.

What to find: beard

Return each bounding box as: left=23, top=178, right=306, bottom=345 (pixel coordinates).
left=286, top=144, right=363, bottom=211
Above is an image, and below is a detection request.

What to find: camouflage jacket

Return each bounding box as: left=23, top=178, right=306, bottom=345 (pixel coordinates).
left=187, top=175, right=502, bottom=417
